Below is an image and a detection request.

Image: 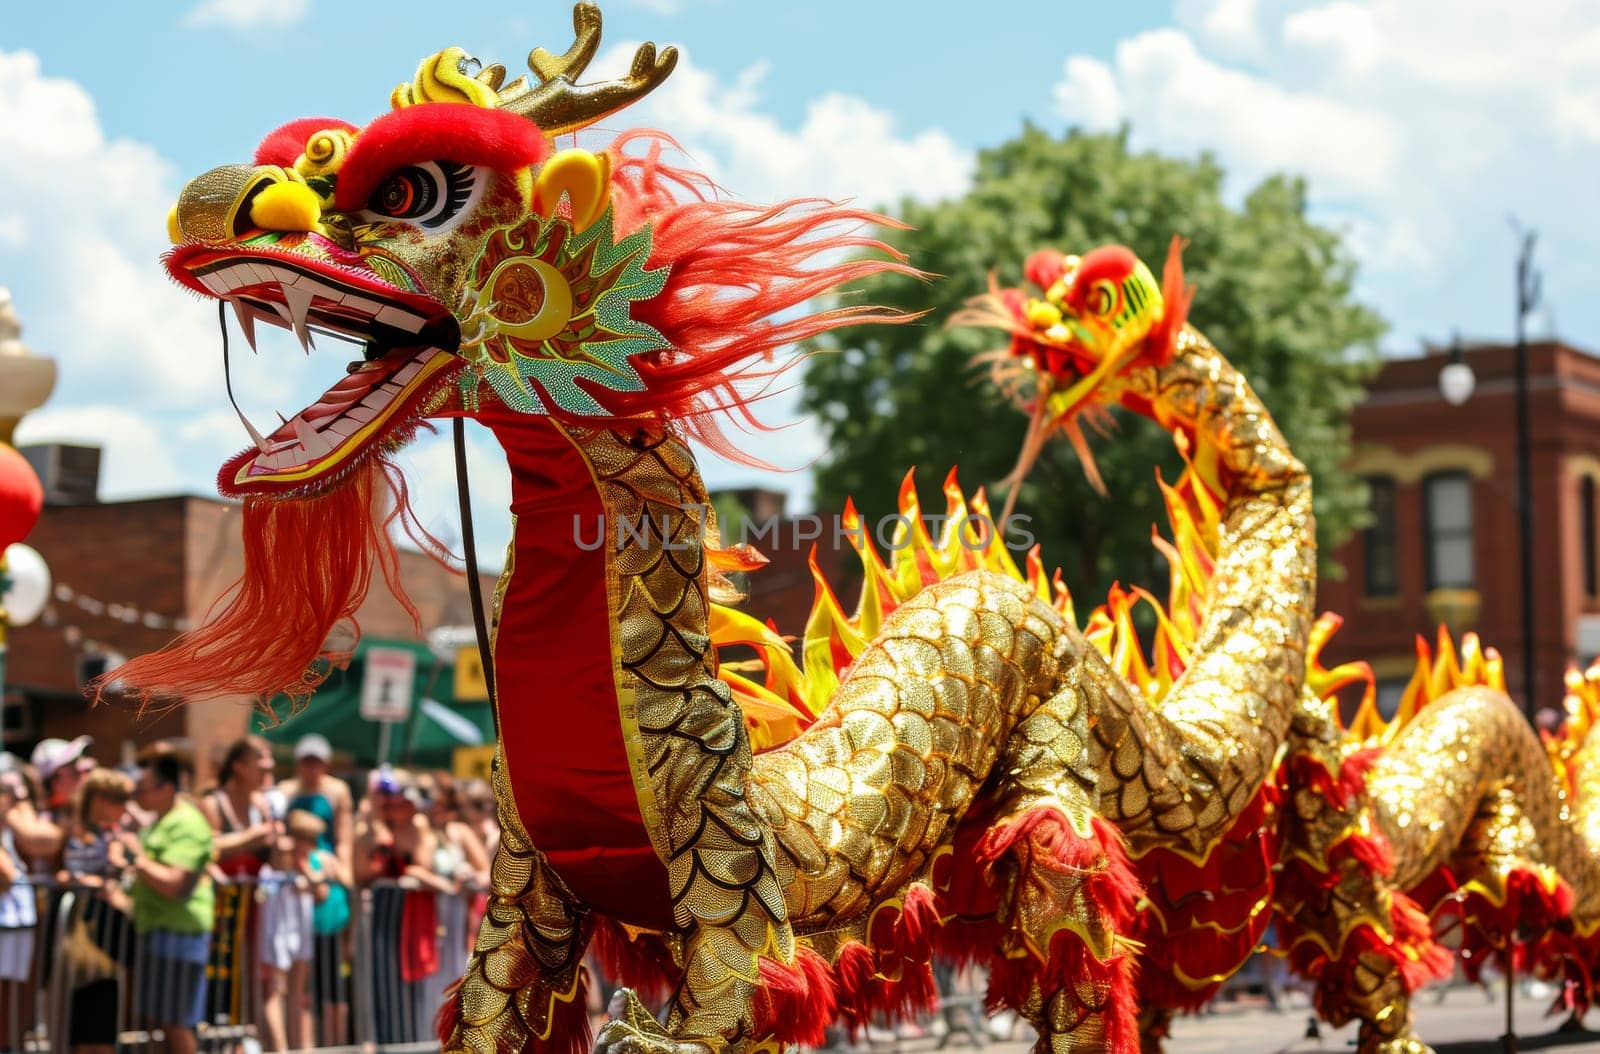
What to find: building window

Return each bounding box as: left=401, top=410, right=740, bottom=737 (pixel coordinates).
left=1363, top=476, right=1399, bottom=597
left=1423, top=472, right=1475, bottom=590
left=1585, top=475, right=1598, bottom=598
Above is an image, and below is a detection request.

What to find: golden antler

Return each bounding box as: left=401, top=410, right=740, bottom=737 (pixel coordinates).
left=497, top=2, right=678, bottom=136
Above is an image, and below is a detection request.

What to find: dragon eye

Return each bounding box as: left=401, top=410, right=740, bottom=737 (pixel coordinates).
left=1087, top=280, right=1117, bottom=317
left=362, top=160, right=482, bottom=231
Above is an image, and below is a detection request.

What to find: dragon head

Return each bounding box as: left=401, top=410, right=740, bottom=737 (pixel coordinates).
left=1011, top=245, right=1167, bottom=415
left=116, top=3, right=913, bottom=710
left=165, top=2, right=676, bottom=498
left=958, top=237, right=1192, bottom=503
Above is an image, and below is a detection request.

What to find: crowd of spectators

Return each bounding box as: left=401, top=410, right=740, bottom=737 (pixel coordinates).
left=0, top=732, right=501, bottom=1052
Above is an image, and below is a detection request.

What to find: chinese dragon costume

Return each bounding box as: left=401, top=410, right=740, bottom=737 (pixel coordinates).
left=110, top=6, right=1600, bottom=1054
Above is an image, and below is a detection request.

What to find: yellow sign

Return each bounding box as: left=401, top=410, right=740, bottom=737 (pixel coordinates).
left=454, top=644, right=490, bottom=702
left=453, top=745, right=496, bottom=782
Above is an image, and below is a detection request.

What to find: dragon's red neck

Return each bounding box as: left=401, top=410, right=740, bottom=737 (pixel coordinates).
left=480, top=411, right=683, bottom=927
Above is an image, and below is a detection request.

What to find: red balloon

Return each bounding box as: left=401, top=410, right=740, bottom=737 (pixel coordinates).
left=0, top=444, right=43, bottom=550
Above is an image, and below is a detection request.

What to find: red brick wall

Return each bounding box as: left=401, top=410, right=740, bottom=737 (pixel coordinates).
left=8, top=494, right=498, bottom=782
left=1320, top=342, right=1600, bottom=713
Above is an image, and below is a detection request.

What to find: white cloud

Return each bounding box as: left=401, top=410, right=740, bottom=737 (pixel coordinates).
left=1176, top=0, right=1268, bottom=58
left=0, top=51, right=222, bottom=409
left=1282, top=2, right=1382, bottom=79
left=183, top=0, right=310, bottom=31
left=1055, top=57, right=1124, bottom=130
left=587, top=45, right=974, bottom=209
left=1058, top=29, right=1400, bottom=199
left=1051, top=1, right=1600, bottom=347
left=0, top=50, right=296, bottom=510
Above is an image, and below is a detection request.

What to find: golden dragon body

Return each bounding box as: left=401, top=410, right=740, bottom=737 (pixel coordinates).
left=120, top=7, right=1600, bottom=1052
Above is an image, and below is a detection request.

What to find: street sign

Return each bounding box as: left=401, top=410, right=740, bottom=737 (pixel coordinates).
left=453, top=745, right=496, bottom=782
left=360, top=647, right=416, bottom=723
left=453, top=644, right=490, bottom=702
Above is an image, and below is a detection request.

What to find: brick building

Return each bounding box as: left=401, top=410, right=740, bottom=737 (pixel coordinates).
left=4, top=444, right=495, bottom=782
left=3, top=457, right=839, bottom=780
left=1319, top=340, right=1600, bottom=716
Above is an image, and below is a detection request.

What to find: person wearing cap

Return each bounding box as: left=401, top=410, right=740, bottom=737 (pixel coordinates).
left=277, top=736, right=351, bottom=870
left=32, top=736, right=95, bottom=824
left=18, top=737, right=93, bottom=873
left=276, top=734, right=354, bottom=1046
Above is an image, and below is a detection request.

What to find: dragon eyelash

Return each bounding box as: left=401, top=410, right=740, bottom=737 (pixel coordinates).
left=422, top=161, right=477, bottom=230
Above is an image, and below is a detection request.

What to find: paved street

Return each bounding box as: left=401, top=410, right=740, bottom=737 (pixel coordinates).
left=1151, top=986, right=1600, bottom=1053
left=859, top=986, right=1600, bottom=1054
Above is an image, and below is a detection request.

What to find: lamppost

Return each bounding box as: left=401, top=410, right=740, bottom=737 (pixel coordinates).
left=1435, top=231, right=1541, bottom=714
left=0, top=287, right=57, bottom=698
left=1512, top=228, right=1541, bottom=714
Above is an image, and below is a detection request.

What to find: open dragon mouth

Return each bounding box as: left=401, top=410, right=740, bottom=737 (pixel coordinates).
left=167, top=240, right=463, bottom=498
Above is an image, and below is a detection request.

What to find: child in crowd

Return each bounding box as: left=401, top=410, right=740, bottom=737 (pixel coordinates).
left=60, top=768, right=137, bottom=1054
left=257, top=810, right=340, bottom=1052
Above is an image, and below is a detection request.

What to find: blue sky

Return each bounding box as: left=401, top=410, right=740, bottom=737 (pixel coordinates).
left=3, top=0, right=1596, bottom=562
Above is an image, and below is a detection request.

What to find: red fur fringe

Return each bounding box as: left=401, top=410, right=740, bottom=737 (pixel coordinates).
left=830, top=939, right=938, bottom=1035
left=1287, top=748, right=1381, bottom=810
left=988, top=928, right=1138, bottom=1053
left=594, top=131, right=924, bottom=465
left=752, top=948, right=838, bottom=1048
left=832, top=887, right=943, bottom=1035
left=1330, top=830, right=1395, bottom=878
left=976, top=810, right=1141, bottom=927
left=590, top=918, right=679, bottom=1006
left=99, top=457, right=420, bottom=708
left=972, top=808, right=1140, bottom=1048
left=1338, top=749, right=1382, bottom=804
left=434, top=977, right=464, bottom=1049
left=1389, top=891, right=1454, bottom=990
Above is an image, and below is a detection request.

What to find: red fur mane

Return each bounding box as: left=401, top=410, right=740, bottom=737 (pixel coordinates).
left=598, top=130, right=922, bottom=463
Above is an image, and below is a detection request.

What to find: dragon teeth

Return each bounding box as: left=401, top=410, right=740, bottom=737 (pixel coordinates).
left=292, top=416, right=335, bottom=460
left=236, top=406, right=272, bottom=455
left=228, top=297, right=259, bottom=353
left=280, top=284, right=316, bottom=353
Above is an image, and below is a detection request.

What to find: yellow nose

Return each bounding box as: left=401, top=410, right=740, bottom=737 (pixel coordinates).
left=249, top=180, right=323, bottom=234
left=169, top=165, right=325, bottom=245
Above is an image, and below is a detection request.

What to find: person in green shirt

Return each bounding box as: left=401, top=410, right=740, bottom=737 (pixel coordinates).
left=109, top=742, right=214, bottom=1054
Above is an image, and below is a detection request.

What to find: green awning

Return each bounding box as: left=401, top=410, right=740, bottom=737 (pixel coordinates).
left=255, top=638, right=494, bottom=770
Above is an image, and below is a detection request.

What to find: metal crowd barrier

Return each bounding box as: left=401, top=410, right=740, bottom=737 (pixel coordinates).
left=0, top=876, right=484, bottom=1053
left=0, top=875, right=1022, bottom=1054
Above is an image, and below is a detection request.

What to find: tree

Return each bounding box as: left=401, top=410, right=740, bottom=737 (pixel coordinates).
left=801, top=124, right=1385, bottom=607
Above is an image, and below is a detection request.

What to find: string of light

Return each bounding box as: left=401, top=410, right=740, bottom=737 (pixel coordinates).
left=48, top=582, right=192, bottom=632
